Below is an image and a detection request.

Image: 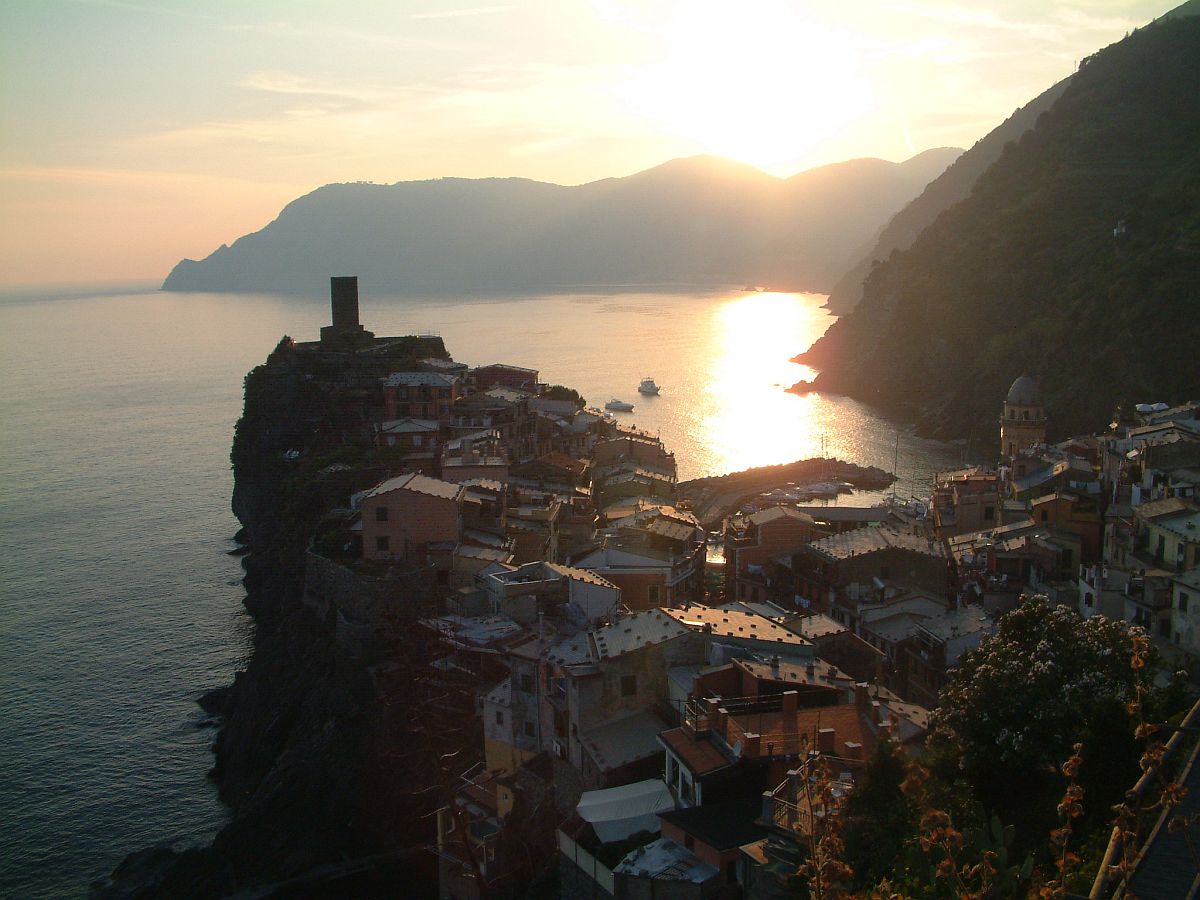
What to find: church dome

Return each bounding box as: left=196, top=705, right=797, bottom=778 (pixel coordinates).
left=1006, top=375, right=1041, bottom=406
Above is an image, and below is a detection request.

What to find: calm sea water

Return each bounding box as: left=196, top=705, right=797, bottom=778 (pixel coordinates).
left=0, top=286, right=961, bottom=898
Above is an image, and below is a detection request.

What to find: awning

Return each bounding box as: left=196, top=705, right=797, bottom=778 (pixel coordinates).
left=575, top=778, right=675, bottom=843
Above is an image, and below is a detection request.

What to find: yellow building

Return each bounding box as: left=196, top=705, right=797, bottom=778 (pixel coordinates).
left=1001, top=375, right=1047, bottom=459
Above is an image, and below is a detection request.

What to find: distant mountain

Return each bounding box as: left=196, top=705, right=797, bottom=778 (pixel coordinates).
left=162, top=150, right=960, bottom=295
left=798, top=16, right=1200, bottom=443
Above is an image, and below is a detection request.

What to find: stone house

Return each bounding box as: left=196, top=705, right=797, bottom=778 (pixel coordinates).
left=791, top=526, right=950, bottom=619
left=723, top=506, right=820, bottom=604
left=382, top=371, right=460, bottom=423
left=358, top=472, right=464, bottom=568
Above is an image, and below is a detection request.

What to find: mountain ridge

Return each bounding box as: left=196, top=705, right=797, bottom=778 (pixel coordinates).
left=162, top=150, right=960, bottom=296
left=798, top=15, right=1200, bottom=443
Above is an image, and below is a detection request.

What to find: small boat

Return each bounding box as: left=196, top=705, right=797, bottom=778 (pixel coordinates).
left=638, top=377, right=660, bottom=395
left=605, top=399, right=634, bottom=412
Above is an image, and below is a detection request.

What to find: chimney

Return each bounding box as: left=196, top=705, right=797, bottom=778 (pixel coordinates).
left=743, top=733, right=761, bottom=757
left=854, top=683, right=870, bottom=709
left=817, top=727, right=836, bottom=754
left=843, top=740, right=863, bottom=760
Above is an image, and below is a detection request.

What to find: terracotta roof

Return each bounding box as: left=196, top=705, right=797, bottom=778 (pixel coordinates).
left=363, top=472, right=463, bottom=501
left=659, top=727, right=733, bottom=777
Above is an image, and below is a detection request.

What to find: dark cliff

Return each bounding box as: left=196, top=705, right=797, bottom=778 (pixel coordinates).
left=161, top=151, right=959, bottom=296
left=94, top=337, right=473, bottom=898
left=798, top=17, right=1200, bottom=445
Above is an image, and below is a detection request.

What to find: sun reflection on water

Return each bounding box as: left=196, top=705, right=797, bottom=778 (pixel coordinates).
left=701, top=291, right=832, bottom=475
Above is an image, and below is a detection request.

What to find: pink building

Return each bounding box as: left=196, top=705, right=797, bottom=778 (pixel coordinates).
left=360, top=473, right=464, bottom=566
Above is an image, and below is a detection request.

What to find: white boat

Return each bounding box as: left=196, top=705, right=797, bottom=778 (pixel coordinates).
left=605, top=398, right=634, bottom=412
left=638, top=377, right=661, bottom=395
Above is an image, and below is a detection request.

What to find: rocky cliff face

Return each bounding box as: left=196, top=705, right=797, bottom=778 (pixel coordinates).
left=94, top=339, right=470, bottom=898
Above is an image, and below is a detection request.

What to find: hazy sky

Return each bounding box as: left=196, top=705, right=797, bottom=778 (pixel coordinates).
left=0, top=0, right=1173, bottom=287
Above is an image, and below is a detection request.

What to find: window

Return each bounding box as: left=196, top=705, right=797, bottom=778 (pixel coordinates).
left=412, top=435, right=422, bottom=447
left=1180, top=592, right=1190, bottom=612
left=648, top=584, right=662, bottom=604
left=621, top=674, right=637, bottom=697
left=495, top=711, right=503, bottom=725
left=983, top=506, right=995, bottom=522
left=375, top=506, right=388, bottom=522
left=375, top=536, right=390, bottom=552
left=1041, top=509, right=1049, bottom=523
left=520, top=673, right=533, bottom=693
left=524, top=721, right=535, bottom=737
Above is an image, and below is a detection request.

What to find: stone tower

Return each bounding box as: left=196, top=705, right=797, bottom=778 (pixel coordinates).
left=319, top=276, right=374, bottom=350
left=1001, top=375, right=1046, bottom=459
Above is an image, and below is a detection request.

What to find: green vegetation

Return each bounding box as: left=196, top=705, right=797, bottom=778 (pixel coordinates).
left=802, top=596, right=1191, bottom=898
left=802, top=17, right=1200, bottom=443
left=543, top=384, right=587, bottom=408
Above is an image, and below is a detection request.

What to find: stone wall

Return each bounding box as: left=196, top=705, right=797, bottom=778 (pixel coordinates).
left=304, top=551, right=438, bottom=659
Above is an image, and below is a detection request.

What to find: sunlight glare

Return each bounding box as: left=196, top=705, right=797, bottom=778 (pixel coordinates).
left=626, top=1, right=872, bottom=173
left=702, top=292, right=829, bottom=474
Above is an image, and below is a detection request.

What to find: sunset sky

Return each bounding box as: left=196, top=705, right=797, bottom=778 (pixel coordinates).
left=0, top=0, right=1174, bottom=288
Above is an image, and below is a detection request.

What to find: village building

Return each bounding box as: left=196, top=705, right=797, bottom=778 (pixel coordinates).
left=723, top=506, right=820, bottom=605
left=662, top=606, right=816, bottom=666
left=440, top=430, right=510, bottom=484
left=791, top=526, right=950, bottom=623
left=382, top=371, right=460, bottom=424
left=469, top=363, right=541, bottom=393
left=541, top=610, right=706, bottom=791
left=660, top=680, right=928, bottom=813
left=374, top=417, right=442, bottom=473
left=931, top=467, right=1002, bottom=538
left=573, top=512, right=706, bottom=609
left=1000, top=375, right=1047, bottom=460
left=1171, top=570, right=1200, bottom=661
left=482, top=560, right=621, bottom=625
left=894, top=604, right=994, bottom=707
left=791, top=504, right=892, bottom=534
left=1029, top=490, right=1104, bottom=563
left=357, top=472, right=464, bottom=570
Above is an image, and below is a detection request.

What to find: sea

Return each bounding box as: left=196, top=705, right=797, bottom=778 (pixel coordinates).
left=0, top=285, right=964, bottom=898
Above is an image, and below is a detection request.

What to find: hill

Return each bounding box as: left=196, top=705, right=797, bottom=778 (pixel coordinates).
left=824, top=80, right=1070, bottom=314
left=161, top=150, right=959, bottom=296
left=798, top=17, right=1200, bottom=444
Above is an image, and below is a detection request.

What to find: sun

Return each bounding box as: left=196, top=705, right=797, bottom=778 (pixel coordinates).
left=626, top=1, right=872, bottom=173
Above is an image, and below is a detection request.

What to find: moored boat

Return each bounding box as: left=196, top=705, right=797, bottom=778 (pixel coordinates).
left=638, top=377, right=660, bottom=395
left=605, top=398, right=634, bottom=411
